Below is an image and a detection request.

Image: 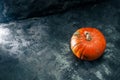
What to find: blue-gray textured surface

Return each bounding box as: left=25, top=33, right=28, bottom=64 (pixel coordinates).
left=0, top=0, right=97, bottom=23
left=0, top=0, right=120, bottom=80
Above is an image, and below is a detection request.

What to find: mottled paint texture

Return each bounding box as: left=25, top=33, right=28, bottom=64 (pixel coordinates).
left=0, top=0, right=120, bottom=80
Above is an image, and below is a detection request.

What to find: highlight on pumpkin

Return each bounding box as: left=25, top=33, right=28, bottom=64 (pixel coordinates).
left=70, top=27, right=106, bottom=61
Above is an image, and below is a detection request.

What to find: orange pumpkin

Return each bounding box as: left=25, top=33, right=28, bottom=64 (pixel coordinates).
left=71, top=27, right=106, bottom=61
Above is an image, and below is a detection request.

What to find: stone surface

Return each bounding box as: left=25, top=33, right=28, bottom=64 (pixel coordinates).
left=0, top=0, right=100, bottom=23
left=0, top=0, right=120, bottom=80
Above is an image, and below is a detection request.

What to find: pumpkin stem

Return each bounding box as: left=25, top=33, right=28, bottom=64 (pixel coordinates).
left=84, top=31, right=92, bottom=41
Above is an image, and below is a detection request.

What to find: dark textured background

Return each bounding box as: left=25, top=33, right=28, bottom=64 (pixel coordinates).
left=0, top=0, right=120, bottom=80
left=0, top=0, right=103, bottom=22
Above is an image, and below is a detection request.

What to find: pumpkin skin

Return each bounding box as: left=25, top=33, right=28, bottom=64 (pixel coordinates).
left=71, top=27, right=106, bottom=61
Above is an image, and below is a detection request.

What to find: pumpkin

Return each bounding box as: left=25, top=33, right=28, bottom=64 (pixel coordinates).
left=70, top=27, right=106, bottom=61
